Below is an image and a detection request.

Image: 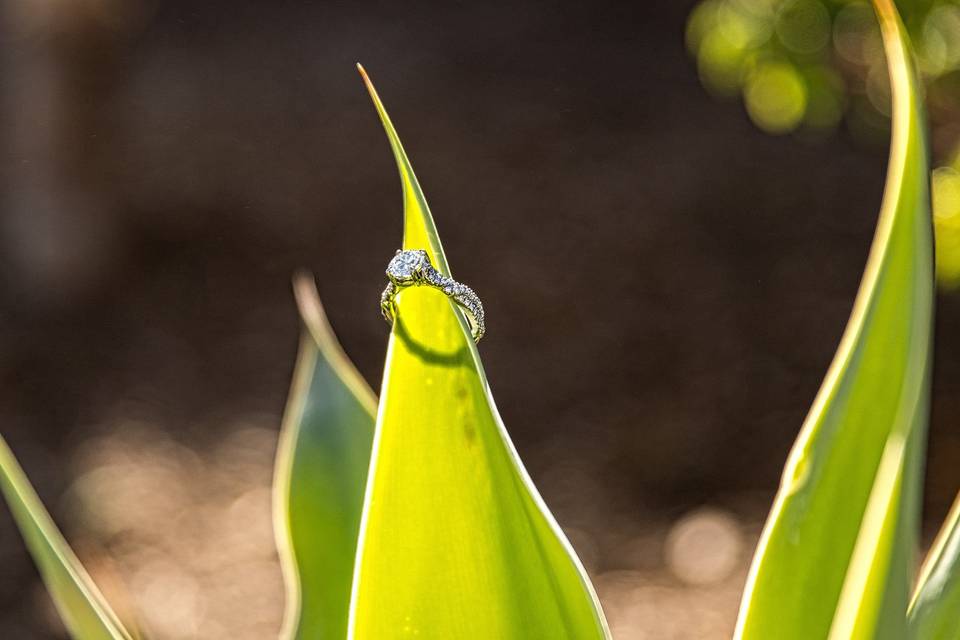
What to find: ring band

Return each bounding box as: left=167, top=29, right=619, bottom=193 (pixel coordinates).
left=380, top=249, right=486, bottom=342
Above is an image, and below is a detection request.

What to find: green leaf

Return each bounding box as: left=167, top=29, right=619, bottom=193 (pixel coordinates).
left=909, top=494, right=960, bottom=638
left=734, top=2, right=932, bottom=639
left=349, top=65, right=610, bottom=639
left=273, top=275, right=377, bottom=639
left=0, top=435, right=133, bottom=640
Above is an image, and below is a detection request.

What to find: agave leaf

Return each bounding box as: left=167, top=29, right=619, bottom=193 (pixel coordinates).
left=734, top=2, right=932, bottom=639
left=909, top=494, right=960, bottom=638
left=273, top=275, right=377, bottom=639
left=0, top=435, right=134, bottom=640
left=348, top=65, right=610, bottom=639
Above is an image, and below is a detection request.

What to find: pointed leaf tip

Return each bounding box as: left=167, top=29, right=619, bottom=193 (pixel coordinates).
left=292, top=273, right=337, bottom=353
left=356, top=63, right=376, bottom=97
left=350, top=73, right=609, bottom=640
left=358, top=67, right=453, bottom=277
left=274, top=274, right=376, bottom=639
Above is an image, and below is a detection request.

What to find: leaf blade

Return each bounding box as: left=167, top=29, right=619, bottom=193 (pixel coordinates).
left=273, top=275, right=377, bottom=639
left=349, top=67, right=610, bottom=640
left=734, top=1, right=932, bottom=638
left=908, top=494, right=960, bottom=639
left=0, top=435, right=133, bottom=640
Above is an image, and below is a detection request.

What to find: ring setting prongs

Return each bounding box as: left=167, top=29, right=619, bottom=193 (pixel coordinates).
left=380, top=249, right=486, bottom=342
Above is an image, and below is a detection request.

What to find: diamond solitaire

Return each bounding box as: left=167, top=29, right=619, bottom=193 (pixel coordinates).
left=380, top=249, right=485, bottom=342
left=386, top=249, right=428, bottom=283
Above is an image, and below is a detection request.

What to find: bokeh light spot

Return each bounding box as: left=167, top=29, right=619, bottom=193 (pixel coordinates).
left=665, top=508, right=743, bottom=586
left=802, top=66, right=845, bottom=130
left=719, top=0, right=774, bottom=50
left=698, top=28, right=752, bottom=96
left=776, top=0, right=830, bottom=55
left=686, top=0, right=722, bottom=55
left=933, top=166, right=960, bottom=288
left=744, top=61, right=807, bottom=133
left=865, top=61, right=892, bottom=117
left=833, top=2, right=880, bottom=66
left=921, top=4, right=960, bottom=76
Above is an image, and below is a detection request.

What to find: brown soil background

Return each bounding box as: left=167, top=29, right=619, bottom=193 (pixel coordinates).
left=2, top=0, right=959, bottom=637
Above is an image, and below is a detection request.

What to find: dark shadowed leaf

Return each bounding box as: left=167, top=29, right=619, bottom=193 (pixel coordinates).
left=273, top=275, right=376, bottom=639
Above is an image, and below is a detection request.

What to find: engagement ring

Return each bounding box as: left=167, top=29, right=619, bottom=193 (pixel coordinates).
left=380, top=249, right=485, bottom=342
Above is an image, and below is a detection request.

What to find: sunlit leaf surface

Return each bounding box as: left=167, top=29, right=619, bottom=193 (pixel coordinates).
left=273, top=275, right=376, bottom=639
left=349, top=65, right=610, bottom=640
left=0, top=436, right=133, bottom=640
left=734, top=1, right=932, bottom=639
left=909, top=494, right=960, bottom=639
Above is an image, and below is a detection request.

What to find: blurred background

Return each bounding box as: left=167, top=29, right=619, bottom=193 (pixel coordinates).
left=2, top=0, right=960, bottom=637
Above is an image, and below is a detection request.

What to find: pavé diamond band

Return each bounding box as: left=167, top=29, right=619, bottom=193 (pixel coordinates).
left=380, top=249, right=486, bottom=342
